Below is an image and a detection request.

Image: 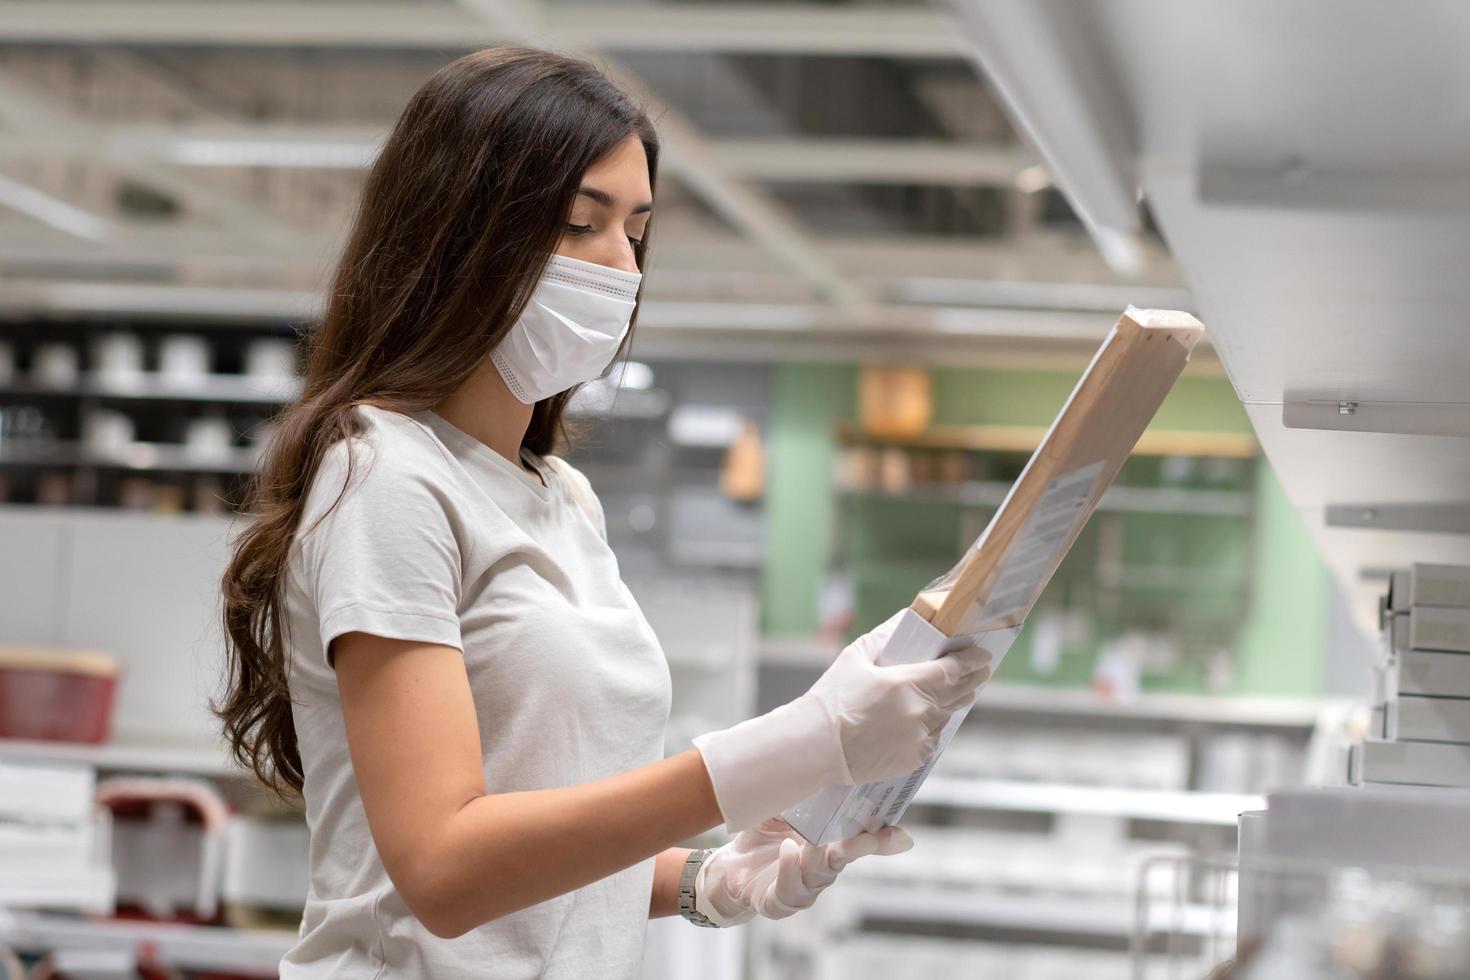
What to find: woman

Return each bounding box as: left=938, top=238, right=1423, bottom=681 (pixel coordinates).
left=216, top=47, right=992, bottom=978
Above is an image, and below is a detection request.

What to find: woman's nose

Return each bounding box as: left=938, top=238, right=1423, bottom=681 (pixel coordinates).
left=601, top=239, right=640, bottom=275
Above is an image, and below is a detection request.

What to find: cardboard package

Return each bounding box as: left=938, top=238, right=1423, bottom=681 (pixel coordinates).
left=1355, top=737, right=1470, bottom=789
left=1409, top=606, right=1470, bottom=654
left=1389, top=694, right=1470, bottom=744
left=783, top=308, right=1205, bottom=845
left=1399, top=649, right=1470, bottom=699
left=1410, top=563, right=1470, bottom=609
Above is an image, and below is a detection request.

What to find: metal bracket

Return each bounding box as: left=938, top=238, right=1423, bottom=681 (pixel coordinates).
left=1326, top=503, right=1470, bottom=535
left=1283, top=399, right=1470, bottom=438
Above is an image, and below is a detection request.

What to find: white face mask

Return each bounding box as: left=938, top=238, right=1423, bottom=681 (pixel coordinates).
left=490, top=254, right=642, bottom=405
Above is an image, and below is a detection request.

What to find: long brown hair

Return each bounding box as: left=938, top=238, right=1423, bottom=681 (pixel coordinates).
left=217, top=46, right=659, bottom=795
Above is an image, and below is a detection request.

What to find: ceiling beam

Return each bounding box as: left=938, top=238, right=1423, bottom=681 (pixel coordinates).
left=0, top=275, right=1218, bottom=371
left=625, top=90, right=873, bottom=307
left=0, top=70, right=313, bottom=252
left=8, top=124, right=1033, bottom=187
left=0, top=276, right=1132, bottom=341
left=445, top=0, right=871, bottom=308
left=699, top=138, right=1033, bottom=186
left=0, top=2, right=965, bottom=57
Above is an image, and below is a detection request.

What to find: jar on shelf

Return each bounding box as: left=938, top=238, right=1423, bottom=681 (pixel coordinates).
left=858, top=365, right=932, bottom=438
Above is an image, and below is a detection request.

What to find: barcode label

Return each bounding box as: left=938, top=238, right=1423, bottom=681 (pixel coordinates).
left=978, top=460, right=1104, bottom=622
left=884, top=756, right=936, bottom=822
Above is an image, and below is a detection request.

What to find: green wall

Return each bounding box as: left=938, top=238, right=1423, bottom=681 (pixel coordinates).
left=759, top=365, right=856, bottom=636
left=761, top=361, right=1329, bottom=696
left=1234, top=465, right=1328, bottom=695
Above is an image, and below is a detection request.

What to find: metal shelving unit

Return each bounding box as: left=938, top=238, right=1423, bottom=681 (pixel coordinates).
left=0, top=737, right=243, bottom=780
left=0, top=912, right=294, bottom=978
left=0, top=441, right=261, bottom=474
left=838, top=479, right=1253, bottom=517
left=914, top=776, right=1262, bottom=826
left=0, top=376, right=300, bottom=405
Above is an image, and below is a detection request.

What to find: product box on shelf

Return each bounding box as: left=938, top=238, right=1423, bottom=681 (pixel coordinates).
left=1408, top=606, right=1470, bottom=655
left=1388, top=695, right=1470, bottom=745
left=1399, top=650, right=1470, bottom=699
left=1354, top=737, right=1470, bottom=789
left=783, top=308, right=1205, bottom=845
left=1259, top=786, right=1470, bottom=873
left=1410, top=563, right=1470, bottom=610
left=0, top=761, right=115, bottom=912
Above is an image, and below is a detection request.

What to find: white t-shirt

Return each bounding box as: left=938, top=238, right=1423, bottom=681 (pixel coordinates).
left=278, top=405, right=673, bottom=980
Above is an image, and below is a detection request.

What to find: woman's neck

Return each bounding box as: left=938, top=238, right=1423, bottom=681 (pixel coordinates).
left=431, top=358, right=538, bottom=474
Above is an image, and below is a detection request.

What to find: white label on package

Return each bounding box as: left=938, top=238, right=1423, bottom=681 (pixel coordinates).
left=978, top=459, right=1105, bottom=623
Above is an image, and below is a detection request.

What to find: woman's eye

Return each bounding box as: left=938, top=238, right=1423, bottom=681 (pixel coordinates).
left=565, top=223, right=594, bottom=235
left=628, top=235, right=644, bottom=249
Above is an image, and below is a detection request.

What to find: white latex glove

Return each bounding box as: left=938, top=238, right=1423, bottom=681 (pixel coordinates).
left=693, top=610, right=991, bottom=833
left=693, top=816, right=914, bottom=926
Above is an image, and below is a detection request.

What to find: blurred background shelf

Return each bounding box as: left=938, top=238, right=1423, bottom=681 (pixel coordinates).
left=0, top=912, right=294, bottom=978
left=837, top=888, right=1232, bottom=941
left=837, top=480, right=1252, bottom=517
left=0, top=375, right=300, bottom=404
left=835, top=421, right=1259, bottom=459
left=914, top=776, right=1262, bottom=826
left=0, top=441, right=260, bottom=473
left=0, top=737, right=241, bottom=779
left=751, top=662, right=1336, bottom=732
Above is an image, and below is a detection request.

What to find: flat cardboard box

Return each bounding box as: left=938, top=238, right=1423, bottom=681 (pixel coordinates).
left=1409, top=606, right=1470, bottom=654
left=1411, top=563, right=1470, bottom=609
left=1358, top=737, right=1470, bottom=789
left=1390, top=695, right=1470, bottom=744
left=1260, top=786, right=1470, bottom=873
left=1400, top=649, right=1470, bottom=698
left=783, top=308, right=1204, bottom=844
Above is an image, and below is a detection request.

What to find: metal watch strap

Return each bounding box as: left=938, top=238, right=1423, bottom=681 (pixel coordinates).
left=677, top=848, right=720, bottom=927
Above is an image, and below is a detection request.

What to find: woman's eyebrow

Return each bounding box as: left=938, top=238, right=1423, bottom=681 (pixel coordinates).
left=577, top=186, right=653, bottom=215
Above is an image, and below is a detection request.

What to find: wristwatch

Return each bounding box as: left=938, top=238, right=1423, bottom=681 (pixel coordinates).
left=677, top=848, right=720, bottom=927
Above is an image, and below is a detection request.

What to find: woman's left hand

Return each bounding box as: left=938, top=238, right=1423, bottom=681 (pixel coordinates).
left=693, top=816, right=913, bottom=926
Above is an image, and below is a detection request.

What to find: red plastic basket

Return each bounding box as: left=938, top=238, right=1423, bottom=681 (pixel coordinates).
left=0, top=647, right=119, bottom=743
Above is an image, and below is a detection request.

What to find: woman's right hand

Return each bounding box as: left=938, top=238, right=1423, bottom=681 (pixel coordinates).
left=692, top=610, right=993, bottom=834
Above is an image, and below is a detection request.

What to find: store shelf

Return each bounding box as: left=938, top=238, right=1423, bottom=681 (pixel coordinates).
left=0, top=872, right=115, bottom=916
left=0, top=912, right=293, bottom=977
left=666, top=538, right=765, bottom=570
left=753, top=656, right=1336, bottom=732
left=842, top=887, right=1233, bottom=940
left=566, top=386, right=672, bottom=420
left=757, top=635, right=842, bottom=666
left=838, top=479, right=1251, bottom=517
left=976, top=684, right=1334, bottom=730
left=836, top=422, right=1258, bottom=459
left=0, top=441, right=260, bottom=474
left=914, top=776, right=1262, bottom=826
left=0, top=737, right=244, bottom=779
left=1096, top=564, right=1247, bottom=592
left=0, top=375, right=301, bottom=405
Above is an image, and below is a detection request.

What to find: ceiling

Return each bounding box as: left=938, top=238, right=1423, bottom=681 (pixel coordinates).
left=0, top=0, right=1191, bottom=363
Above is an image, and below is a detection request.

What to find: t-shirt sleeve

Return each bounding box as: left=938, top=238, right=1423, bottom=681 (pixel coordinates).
left=297, top=442, right=463, bottom=665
